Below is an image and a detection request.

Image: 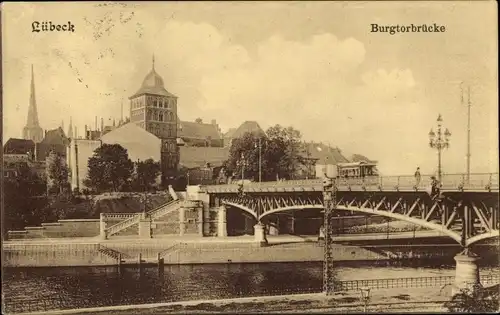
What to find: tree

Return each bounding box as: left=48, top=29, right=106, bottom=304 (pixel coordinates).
left=222, top=125, right=308, bottom=182
left=266, top=124, right=307, bottom=179
left=444, top=286, right=498, bottom=313
left=132, top=158, right=161, bottom=191
left=46, top=151, right=69, bottom=195
left=84, top=144, right=134, bottom=193
left=3, top=162, right=50, bottom=235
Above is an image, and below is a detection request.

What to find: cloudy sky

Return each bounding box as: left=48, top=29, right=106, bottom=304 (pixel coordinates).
left=2, top=1, right=498, bottom=175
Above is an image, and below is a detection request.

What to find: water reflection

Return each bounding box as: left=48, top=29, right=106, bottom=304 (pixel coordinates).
left=3, top=260, right=499, bottom=312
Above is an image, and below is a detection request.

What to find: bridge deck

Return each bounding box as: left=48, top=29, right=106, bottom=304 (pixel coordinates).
left=202, top=173, right=498, bottom=193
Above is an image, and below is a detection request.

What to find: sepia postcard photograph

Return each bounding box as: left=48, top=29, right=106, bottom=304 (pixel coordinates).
left=1, top=1, right=498, bottom=314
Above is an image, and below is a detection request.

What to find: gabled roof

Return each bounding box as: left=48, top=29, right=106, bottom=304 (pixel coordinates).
left=350, top=153, right=377, bottom=163
left=100, top=123, right=161, bottom=161
left=301, top=142, right=349, bottom=165
left=41, top=127, right=69, bottom=146
left=231, top=121, right=266, bottom=139
left=224, top=128, right=237, bottom=138
left=178, top=121, right=222, bottom=140
left=179, top=146, right=230, bottom=169
left=3, top=138, right=35, bottom=154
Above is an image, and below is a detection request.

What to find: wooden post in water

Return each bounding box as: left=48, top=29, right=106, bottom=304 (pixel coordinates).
left=118, top=253, right=122, bottom=266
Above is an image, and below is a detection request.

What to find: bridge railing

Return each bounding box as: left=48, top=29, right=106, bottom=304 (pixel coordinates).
left=202, top=173, right=498, bottom=192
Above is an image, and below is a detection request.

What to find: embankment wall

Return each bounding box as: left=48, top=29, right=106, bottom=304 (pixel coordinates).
left=3, top=241, right=498, bottom=268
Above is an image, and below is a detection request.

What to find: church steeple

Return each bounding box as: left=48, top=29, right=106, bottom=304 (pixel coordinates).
left=68, top=116, right=74, bottom=139
left=23, top=65, right=44, bottom=143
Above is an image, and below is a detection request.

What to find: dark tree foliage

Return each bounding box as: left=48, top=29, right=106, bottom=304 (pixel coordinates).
left=3, top=162, right=51, bottom=234
left=222, top=124, right=308, bottom=182
left=131, top=158, right=161, bottom=192
left=266, top=124, right=308, bottom=179
left=84, top=144, right=134, bottom=193
left=46, top=152, right=70, bottom=195
left=444, top=285, right=499, bottom=313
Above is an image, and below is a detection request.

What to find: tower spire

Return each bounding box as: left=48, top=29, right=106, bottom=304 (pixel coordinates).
left=68, top=116, right=74, bottom=139
left=23, top=64, right=43, bottom=142
left=152, top=54, right=155, bottom=70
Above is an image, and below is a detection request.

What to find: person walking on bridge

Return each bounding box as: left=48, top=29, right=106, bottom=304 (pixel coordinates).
left=414, top=167, right=421, bottom=189
left=430, top=176, right=440, bottom=199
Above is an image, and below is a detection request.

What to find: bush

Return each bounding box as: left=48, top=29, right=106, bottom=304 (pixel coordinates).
left=444, top=286, right=499, bottom=313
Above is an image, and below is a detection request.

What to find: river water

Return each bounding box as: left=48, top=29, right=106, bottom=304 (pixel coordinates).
left=3, top=260, right=499, bottom=313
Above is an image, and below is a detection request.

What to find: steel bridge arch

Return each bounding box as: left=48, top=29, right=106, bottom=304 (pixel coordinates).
left=466, top=231, right=500, bottom=247
left=222, top=201, right=258, bottom=220
left=257, top=204, right=463, bottom=244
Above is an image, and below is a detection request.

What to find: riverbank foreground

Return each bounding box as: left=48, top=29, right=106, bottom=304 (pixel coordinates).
left=17, top=286, right=464, bottom=315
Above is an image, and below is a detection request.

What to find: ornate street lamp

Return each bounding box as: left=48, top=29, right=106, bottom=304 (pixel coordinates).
left=429, top=114, right=451, bottom=182
left=359, top=287, right=371, bottom=313
left=236, top=153, right=248, bottom=182
left=236, top=153, right=248, bottom=198
left=254, top=138, right=262, bottom=182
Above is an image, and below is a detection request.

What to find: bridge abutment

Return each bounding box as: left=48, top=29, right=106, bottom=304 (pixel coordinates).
left=178, top=206, right=186, bottom=236
left=452, top=249, right=481, bottom=296
left=254, top=222, right=268, bottom=246
left=218, top=206, right=227, bottom=237
left=138, top=213, right=152, bottom=239
left=99, top=213, right=107, bottom=240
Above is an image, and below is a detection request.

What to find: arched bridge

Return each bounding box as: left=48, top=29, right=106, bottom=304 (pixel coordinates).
left=201, top=173, right=499, bottom=247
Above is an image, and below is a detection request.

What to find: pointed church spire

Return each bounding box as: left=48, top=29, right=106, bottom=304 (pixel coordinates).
left=152, top=54, right=155, bottom=70
left=23, top=65, right=43, bottom=142
left=68, top=116, right=74, bottom=139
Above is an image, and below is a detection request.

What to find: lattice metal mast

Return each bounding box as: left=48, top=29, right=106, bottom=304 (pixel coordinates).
left=322, top=175, right=337, bottom=295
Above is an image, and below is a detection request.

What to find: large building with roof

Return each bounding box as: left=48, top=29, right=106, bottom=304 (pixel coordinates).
left=128, top=56, right=179, bottom=184
left=177, top=118, right=223, bottom=147
left=223, top=121, right=266, bottom=147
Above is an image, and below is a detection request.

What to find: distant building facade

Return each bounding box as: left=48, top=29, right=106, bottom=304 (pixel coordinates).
left=177, top=118, right=223, bottom=147
left=301, top=142, right=350, bottom=178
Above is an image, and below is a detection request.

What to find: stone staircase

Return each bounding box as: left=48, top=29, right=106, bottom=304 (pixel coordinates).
left=98, top=244, right=130, bottom=262
left=105, top=200, right=183, bottom=237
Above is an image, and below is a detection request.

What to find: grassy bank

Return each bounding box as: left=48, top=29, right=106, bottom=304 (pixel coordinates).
left=25, top=286, right=454, bottom=315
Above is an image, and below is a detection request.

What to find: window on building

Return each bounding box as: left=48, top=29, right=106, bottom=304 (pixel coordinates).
left=159, top=112, right=164, bottom=122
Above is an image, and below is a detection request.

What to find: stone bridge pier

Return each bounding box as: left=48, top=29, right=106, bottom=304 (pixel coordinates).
left=217, top=204, right=268, bottom=246
left=452, top=248, right=481, bottom=296
left=254, top=222, right=268, bottom=246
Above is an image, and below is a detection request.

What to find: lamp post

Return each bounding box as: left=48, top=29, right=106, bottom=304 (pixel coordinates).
left=429, top=114, right=451, bottom=182
left=254, top=137, right=262, bottom=182
left=359, top=287, right=371, bottom=313
left=237, top=153, right=248, bottom=182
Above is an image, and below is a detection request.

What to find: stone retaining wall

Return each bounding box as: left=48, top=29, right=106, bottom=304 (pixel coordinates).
left=3, top=243, right=117, bottom=267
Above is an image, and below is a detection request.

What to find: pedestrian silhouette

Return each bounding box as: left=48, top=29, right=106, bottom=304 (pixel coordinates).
left=414, top=167, right=421, bottom=189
